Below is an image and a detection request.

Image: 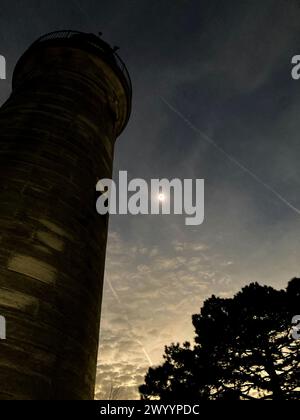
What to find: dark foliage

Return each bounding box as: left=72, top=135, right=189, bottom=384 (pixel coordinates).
left=139, top=279, right=300, bottom=400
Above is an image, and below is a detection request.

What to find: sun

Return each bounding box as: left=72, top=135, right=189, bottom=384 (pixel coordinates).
left=158, top=193, right=166, bottom=202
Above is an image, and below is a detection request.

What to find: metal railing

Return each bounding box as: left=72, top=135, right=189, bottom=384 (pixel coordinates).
left=33, top=30, right=132, bottom=97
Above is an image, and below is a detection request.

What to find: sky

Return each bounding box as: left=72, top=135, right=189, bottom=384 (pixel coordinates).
left=1, top=0, right=300, bottom=400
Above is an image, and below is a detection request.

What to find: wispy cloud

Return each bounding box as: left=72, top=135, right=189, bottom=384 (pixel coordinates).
left=96, top=231, right=235, bottom=399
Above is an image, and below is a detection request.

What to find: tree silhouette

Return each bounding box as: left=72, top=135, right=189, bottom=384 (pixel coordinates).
left=139, top=279, right=300, bottom=400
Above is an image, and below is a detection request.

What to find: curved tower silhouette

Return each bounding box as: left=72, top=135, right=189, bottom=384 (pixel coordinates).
left=0, top=31, right=131, bottom=400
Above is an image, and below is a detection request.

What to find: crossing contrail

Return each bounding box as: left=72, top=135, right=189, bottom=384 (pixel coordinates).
left=107, top=278, right=153, bottom=366
left=161, top=96, right=300, bottom=216
left=70, top=0, right=153, bottom=369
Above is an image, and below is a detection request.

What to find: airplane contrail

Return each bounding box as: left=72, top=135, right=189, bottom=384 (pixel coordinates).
left=136, top=339, right=153, bottom=366
left=70, top=0, right=154, bottom=373
left=161, top=96, right=300, bottom=216
left=107, top=278, right=122, bottom=305
left=106, top=278, right=153, bottom=366
left=72, top=0, right=95, bottom=25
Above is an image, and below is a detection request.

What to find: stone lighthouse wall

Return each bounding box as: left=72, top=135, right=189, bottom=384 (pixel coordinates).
left=0, top=39, right=130, bottom=400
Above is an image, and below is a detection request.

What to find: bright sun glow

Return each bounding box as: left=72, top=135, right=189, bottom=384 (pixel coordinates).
left=158, top=193, right=166, bottom=202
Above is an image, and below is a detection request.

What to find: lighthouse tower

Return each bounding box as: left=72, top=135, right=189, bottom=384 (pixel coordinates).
left=0, top=31, right=131, bottom=400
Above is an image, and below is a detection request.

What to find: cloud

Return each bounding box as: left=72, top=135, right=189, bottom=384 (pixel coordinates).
left=1, top=0, right=299, bottom=402
left=96, top=230, right=236, bottom=399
